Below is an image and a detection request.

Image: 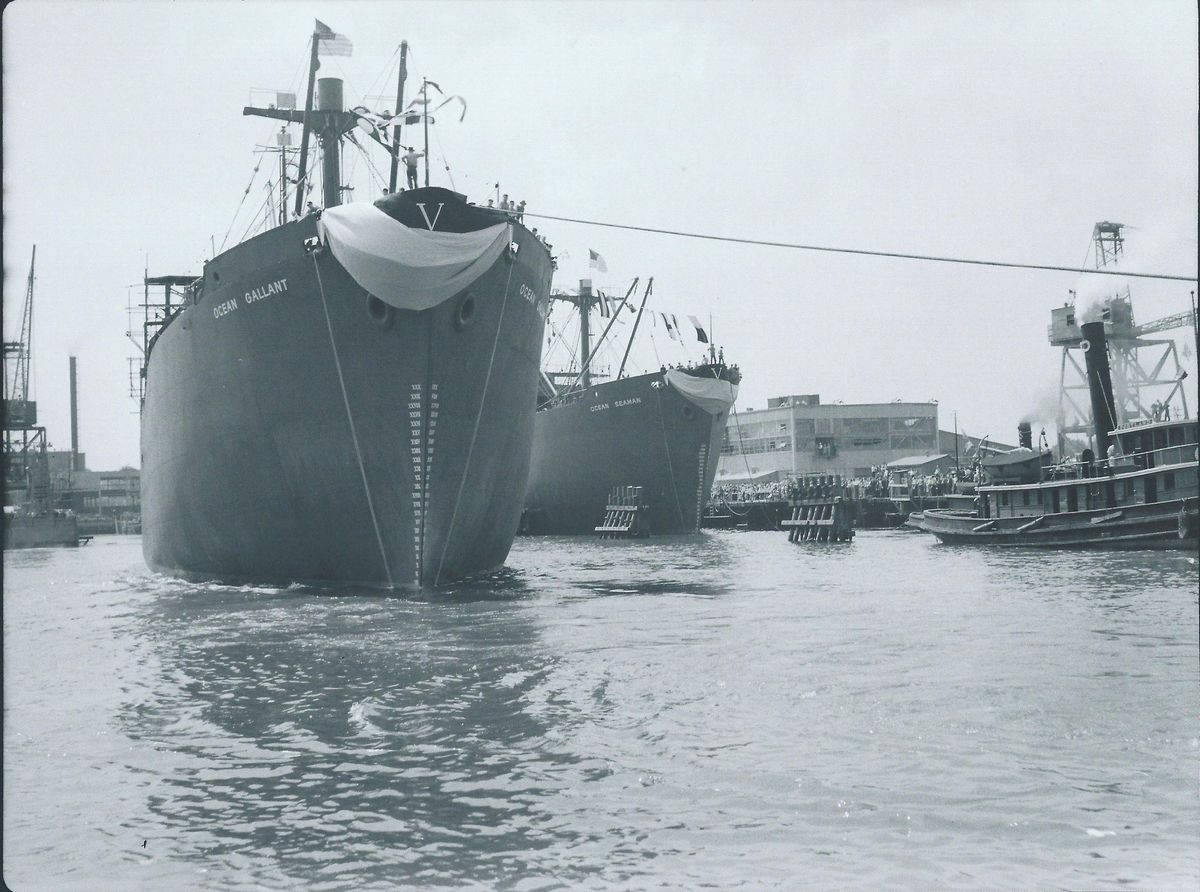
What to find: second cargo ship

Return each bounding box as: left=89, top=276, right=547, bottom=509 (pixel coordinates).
left=523, top=279, right=740, bottom=534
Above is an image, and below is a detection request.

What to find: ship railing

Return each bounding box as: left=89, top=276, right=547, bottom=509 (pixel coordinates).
left=1127, top=441, right=1200, bottom=471
left=986, top=440, right=1199, bottom=486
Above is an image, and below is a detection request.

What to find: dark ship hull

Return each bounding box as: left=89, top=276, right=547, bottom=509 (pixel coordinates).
left=923, top=497, right=1198, bottom=548
left=142, top=189, right=551, bottom=587
left=523, top=369, right=737, bottom=535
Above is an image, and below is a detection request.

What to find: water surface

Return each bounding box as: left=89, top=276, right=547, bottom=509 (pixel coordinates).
left=4, top=532, right=1197, bottom=888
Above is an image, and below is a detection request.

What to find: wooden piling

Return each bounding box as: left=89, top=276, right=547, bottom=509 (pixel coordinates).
left=781, top=494, right=855, bottom=544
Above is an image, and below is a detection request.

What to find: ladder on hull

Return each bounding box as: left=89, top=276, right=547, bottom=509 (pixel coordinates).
left=595, top=485, right=650, bottom=539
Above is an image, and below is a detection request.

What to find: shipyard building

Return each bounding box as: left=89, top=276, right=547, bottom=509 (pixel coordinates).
left=716, top=395, right=1001, bottom=482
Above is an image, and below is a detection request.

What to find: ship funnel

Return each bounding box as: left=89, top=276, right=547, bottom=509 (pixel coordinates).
left=1017, top=421, right=1032, bottom=450
left=1080, top=320, right=1118, bottom=460
left=316, top=77, right=344, bottom=112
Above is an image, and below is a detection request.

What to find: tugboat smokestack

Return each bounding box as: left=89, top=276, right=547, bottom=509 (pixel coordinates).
left=1080, top=320, right=1118, bottom=460
left=1017, top=421, right=1032, bottom=450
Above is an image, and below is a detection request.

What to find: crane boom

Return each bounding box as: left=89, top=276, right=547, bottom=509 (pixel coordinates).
left=1136, top=309, right=1196, bottom=336
left=4, top=245, right=35, bottom=406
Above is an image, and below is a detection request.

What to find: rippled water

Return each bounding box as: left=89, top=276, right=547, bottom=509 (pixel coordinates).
left=4, top=532, right=1198, bottom=889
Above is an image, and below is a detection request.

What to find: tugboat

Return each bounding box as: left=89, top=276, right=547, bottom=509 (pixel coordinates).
left=140, top=29, right=552, bottom=587
left=523, top=279, right=740, bottom=535
left=922, top=320, right=1198, bottom=548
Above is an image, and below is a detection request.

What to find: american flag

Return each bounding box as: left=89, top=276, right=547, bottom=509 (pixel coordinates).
left=315, top=20, right=353, bottom=57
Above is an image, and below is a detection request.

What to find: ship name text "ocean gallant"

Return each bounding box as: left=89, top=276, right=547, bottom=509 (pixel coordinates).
left=244, top=278, right=288, bottom=304
left=212, top=278, right=289, bottom=320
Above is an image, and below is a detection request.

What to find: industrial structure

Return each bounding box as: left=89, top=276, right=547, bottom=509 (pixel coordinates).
left=719, top=396, right=915, bottom=482
left=4, top=247, right=50, bottom=509
left=715, top=394, right=1015, bottom=484
left=128, top=273, right=198, bottom=403
left=1050, top=221, right=1195, bottom=454
left=3, top=246, right=79, bottom=547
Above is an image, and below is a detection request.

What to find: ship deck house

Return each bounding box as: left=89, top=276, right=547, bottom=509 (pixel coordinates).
left=980, top=418, right=1199, bottom=520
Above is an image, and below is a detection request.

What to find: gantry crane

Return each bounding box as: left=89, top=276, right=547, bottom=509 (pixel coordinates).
left=3, top=246, right=51, bottom=509
left=1050, top=223, right=1192, bottom=453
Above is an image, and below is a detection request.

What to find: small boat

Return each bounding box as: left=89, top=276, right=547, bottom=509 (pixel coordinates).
left=923, top=321, right=1198, bottom=548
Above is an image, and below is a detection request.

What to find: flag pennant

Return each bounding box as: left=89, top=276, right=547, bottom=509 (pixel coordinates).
left=597, top=292, right=610, bottom=318
left=588, top=249, right=607, bottom=273
left=315, top=19, right=353, bottom=56
left=671, top=315, right=682, bottom=342
left=687, top=314, right=709, bottom=343
left=404, top=93, right=467, bottom=122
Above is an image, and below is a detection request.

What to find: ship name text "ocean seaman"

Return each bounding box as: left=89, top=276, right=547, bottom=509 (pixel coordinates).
left=212, top=278, right=289, bottom=319
left=590, top=397, right=643, bottom=412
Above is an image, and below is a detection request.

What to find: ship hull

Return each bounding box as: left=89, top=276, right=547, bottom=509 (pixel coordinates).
left=523, top=372, right=729, bottom=535
left=922, top=497, right=1199, bottom=549
left=141, top=206, right=550, bottom=588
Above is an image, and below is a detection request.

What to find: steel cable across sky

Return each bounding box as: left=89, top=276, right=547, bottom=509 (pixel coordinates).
left=523, top=212, right=1198, bottom=283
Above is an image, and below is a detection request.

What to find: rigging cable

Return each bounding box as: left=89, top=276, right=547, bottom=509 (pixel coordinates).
left=348, top=133, right=389, bottom=193
left=431, top=124, right=456, bottom=192
left=310, top=252, right=395, bottom=588
left=434, top=226, right=518, bottom=586
left=218, top=158, right=265, bottom=253
left=730, top=402, right=756, bottom=482
left=522, top=212, right=1198, bottom=283
left=544, top=316, right=576, bottom=367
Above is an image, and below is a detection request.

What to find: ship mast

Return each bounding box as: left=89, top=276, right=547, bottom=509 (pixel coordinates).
left=293, top=26, right=321, bottom=216
left=388, top=41, right=409, bottom=193
left=553, top=279, right=640, bottom=393
left=245, top=81, right=357, bottom=209
left=617, top=278, right=653, bottom=379
left=423, top=78, right=431, bottom=188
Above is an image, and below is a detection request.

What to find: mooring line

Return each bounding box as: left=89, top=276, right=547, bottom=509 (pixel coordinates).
left=311, top=254, right=395, bottom=588
left=434, top=227, right=517, bottom=586
left=522, top=212, right=1198, bottom=283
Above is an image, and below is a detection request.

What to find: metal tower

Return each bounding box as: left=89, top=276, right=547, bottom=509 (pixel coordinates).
left=1051, top=222, right=1191, bottom=454
left=3, top=246, right=51, bottom=510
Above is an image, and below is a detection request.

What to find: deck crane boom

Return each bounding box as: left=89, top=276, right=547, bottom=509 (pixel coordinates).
left=3, top=246, right=37, bottom=423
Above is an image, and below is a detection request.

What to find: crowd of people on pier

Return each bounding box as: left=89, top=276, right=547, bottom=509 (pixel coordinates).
left=711, top=463, right=985, bottom=506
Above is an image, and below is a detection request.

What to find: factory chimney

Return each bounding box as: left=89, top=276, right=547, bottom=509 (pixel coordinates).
left=69, top=355, right=82, bottom=471
left=1080, top=321, right=1118, bottom=462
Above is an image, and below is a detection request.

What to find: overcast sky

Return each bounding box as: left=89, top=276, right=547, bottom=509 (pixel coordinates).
left=4, top=0, right=1197, bottom=470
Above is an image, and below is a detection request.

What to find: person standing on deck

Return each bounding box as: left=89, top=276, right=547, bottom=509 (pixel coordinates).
left=402, top=147, right=423, bottom=190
